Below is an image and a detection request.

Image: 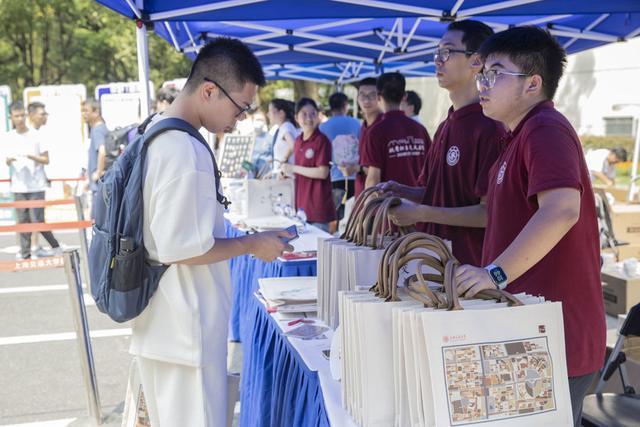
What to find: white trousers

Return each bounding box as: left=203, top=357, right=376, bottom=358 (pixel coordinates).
left=122, top=357, right=227, bottom=427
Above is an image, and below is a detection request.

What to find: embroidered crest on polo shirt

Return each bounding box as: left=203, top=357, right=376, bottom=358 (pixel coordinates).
left=496, top=161, right=507, bottom=184
left=304, top=148, right=315, bottom=159
left=446, top=146, right=460, bottom=166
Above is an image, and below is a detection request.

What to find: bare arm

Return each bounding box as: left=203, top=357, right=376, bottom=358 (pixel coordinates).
left=378, top=180, right=425, bottom=203
left=364, top=166, right=381, bottom=189
left=287, top=164, right=329, bottom=179
left=27, top=151, right=50, bottom=165
left=491, top=187, right=580, bottom=282
left=591, top=170, right=613, bottom=186
left=389, top=197, right=487, bottom=228
left=456, top=187, right=581, bottom=296
left=176, top=230, right=294, bottom=265
left=94, top=145, right=106, bottom=181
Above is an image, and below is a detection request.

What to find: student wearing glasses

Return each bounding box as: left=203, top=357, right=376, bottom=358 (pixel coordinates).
left=129, top=38, right=293, bottom=426
left=385, top=20, right=504, bottom=266
left=454, top=27, right=605, bottom=427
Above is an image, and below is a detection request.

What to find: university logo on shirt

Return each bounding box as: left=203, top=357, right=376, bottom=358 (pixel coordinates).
left=304, top=148, right=315, bottom=159
left=446, top=146, right=460, bottom=166
left=387, top=136, right=426, bottom=159
left=496, top=161, right=507, bottom=184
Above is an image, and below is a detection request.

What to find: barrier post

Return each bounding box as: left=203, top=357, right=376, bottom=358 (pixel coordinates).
left=63, top=249, right=102, bottom=426
left=74, top=195, right=92, bottom=291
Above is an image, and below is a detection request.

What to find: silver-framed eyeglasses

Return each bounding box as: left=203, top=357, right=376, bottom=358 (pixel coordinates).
left=434, top=47, right=475, bottom=63
left=475, top=69, right=529, bottom=90
left=204, top=77, right=253, bottom=117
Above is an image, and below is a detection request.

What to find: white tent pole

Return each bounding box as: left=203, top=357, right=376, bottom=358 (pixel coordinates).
left=629, top=116, right=640, bottom=202
left=136, top=20, right=151, bottom=118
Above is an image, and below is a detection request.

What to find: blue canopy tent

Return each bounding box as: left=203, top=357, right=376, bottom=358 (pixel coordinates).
left=96, top=0, right=640, bottom=204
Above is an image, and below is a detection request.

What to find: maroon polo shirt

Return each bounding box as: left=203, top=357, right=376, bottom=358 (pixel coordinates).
left=361, top=110, right=430, bottom=187
left=355, top=113, right=383, bottom=198
left=417, top=103, right=504, bottom=266
left=482, top=101, right=605, bottom=377
left=294, top=128, right=337, bottom=224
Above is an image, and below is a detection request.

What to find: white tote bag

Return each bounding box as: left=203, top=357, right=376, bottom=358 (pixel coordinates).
left=420, top=302, right=572, bottom=427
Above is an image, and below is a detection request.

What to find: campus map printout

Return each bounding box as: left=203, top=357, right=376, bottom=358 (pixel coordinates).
left=443, top=337, right=556, bottom=425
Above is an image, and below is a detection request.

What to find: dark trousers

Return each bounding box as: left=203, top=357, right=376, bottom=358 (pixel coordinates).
left=331, top=179, right=355, bottom=222
left=14, top=192, right=60, bottom=258
left=569, top=371, right=598, bottom=427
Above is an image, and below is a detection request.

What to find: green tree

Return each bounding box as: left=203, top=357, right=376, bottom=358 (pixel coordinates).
left=0, top=0, right=191, bottom=101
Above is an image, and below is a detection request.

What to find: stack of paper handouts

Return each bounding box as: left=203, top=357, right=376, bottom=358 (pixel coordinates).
left=257, top=276, right=318, bottom=314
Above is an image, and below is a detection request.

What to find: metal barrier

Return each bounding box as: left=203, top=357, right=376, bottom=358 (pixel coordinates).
left=0, top=195, right=92, bottom=279
left=63, top=249, right=102, bottom=426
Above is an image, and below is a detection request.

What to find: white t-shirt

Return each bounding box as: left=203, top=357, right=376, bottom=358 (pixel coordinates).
left=272, top=121, right=300, bottom=166
left=585, top=148, right=615, bottom=181
left=7, top=129, right=49, bottom=193
left=130, top=115, right=232, bottom=368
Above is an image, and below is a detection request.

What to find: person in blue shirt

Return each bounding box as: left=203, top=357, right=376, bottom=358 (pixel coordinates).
left=319, top=92, right=361, bottom=227
left=82, top=98, right=109, bottom=218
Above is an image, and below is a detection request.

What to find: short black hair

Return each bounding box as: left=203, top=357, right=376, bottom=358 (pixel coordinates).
left=27, top=101, right=46, bottom=114
left=157, top=86, right=179, bottom=104
left=356, top=77, right=377, bottom=90
left=184, top=37, right=265, bottom=94
left=404, top=91, right=422, bottom=115
left=611, top=147, right=628, bottom=162
left=295, top=97, right=319, bottom=114
left=270, top=98, right=296, bottom=124
left=447, top=20, right=495, bottom=53
left=328, top=92, right=349, bottom=112
left=83, top=98, right=101, bottom=112
left=479, top=26, right=567, bottom=100
left=376, top=72, right=405, bottom=104
left=9, top=101, right=24, bottom=112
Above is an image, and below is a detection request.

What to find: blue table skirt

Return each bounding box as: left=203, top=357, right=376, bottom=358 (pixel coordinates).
left=239, top=294, right=330, bottom=427
left=225, top=219, right=317, bottom=341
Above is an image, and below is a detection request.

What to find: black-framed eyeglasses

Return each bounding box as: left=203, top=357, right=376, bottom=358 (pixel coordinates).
left=434, top=48, right=475, bottom=63
left=475, top=69, right=529, bottom=90
left=203, top=77, right=253, bottom=117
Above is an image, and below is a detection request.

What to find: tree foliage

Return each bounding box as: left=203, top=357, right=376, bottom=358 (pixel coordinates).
left=0, top=0, right=334, bottom=109
left=0, top=0, right=191, bottom=100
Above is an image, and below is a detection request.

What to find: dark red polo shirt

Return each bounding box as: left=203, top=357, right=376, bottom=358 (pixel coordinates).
left=417, top=103, right=504, bottom=266
left=482, top=101, right=605, bottom=377
left=355, top=113, right=383, bottom=198
left=361, top=110, right=430, bottom=187
left=294, top=128, right=337, bottom=224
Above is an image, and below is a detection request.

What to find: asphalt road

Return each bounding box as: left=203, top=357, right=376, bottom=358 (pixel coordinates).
left=0, top=230, right=242, bottom=426
left=0, top=230, right=131, bottom=426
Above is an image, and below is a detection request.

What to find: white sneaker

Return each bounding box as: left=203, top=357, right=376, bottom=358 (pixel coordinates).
left=15, top=253, right=30, bottom=261
left=34, top=247, right=54, bottom=258
left=52, top=247, right=63, bottom=257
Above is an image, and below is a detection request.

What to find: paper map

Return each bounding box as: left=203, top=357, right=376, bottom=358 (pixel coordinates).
left=443, top=337, right=555, bottom=425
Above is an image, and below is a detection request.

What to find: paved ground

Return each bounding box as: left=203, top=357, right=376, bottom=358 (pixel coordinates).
left=0, top=230, right=242, bottom=426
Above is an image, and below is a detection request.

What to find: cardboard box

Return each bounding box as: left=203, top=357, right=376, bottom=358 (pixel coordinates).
left=594, top=185, right=630, bottom=203
left=601, top=269, right=640, bottom=316
left=603, top=244, right=640, bottom=261
left=610, top=203, right=640, bottom=245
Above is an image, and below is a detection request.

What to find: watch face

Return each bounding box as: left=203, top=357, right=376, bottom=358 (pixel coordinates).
left=490, top=267, right=507, bottom=284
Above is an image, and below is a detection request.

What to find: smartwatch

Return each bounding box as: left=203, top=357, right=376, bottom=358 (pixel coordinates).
left=484, top=264, right=508, bottom=290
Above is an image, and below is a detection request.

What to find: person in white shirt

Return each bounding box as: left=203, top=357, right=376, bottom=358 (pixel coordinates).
left=267, top=98, right=299, bottom=175
left=127, top=38, right=293, bottom=427
left=5, top=101, right=60, bottom=260
left=400, top=90, right=423, bottom=124
left=585, top=147, right=627, bottom=186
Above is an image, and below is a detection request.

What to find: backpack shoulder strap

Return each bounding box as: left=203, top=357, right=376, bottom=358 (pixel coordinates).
left=142, top=117, right=230, bottom=209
